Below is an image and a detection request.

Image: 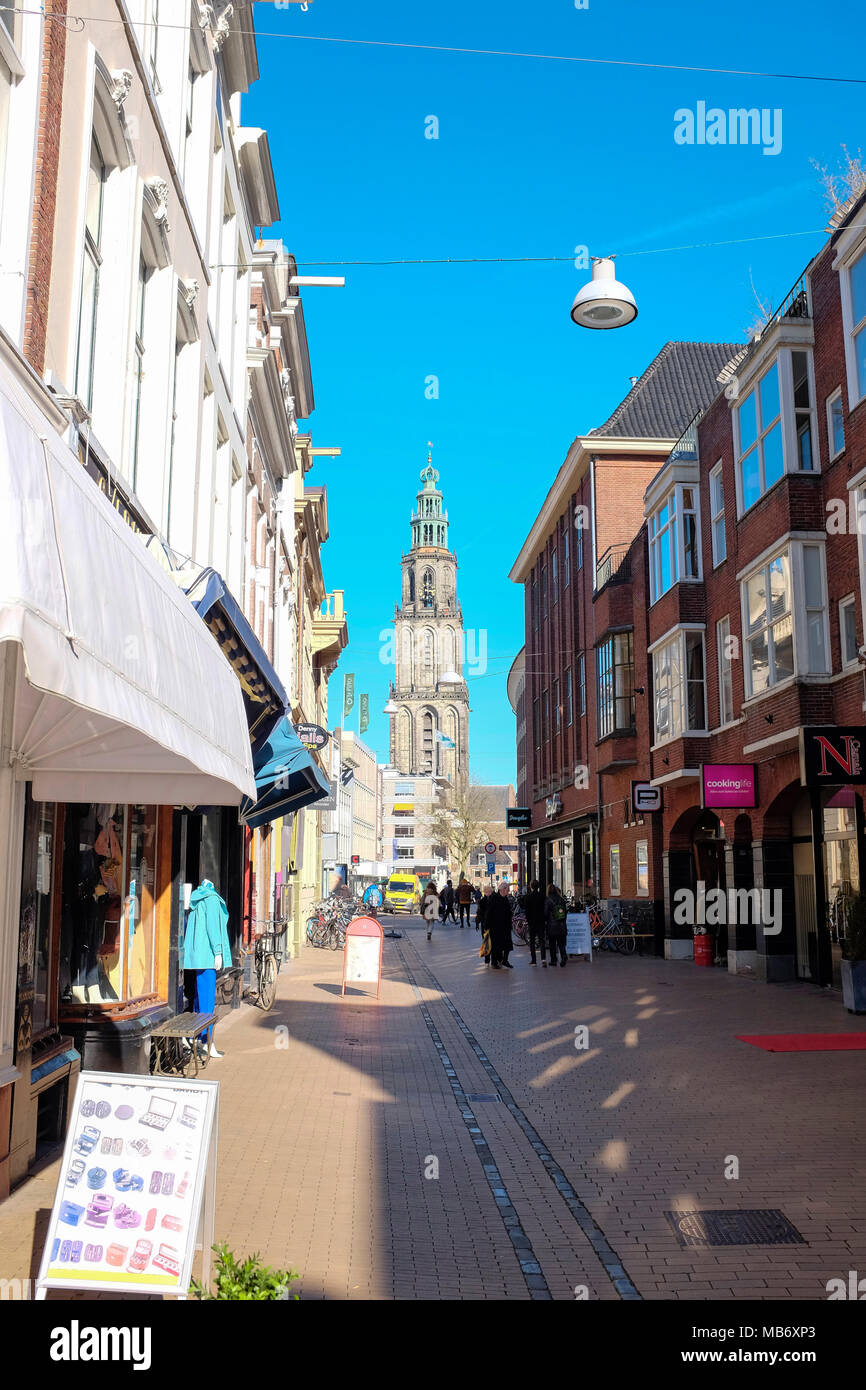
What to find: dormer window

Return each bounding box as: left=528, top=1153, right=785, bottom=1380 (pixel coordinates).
left=648, top=485, right=700, bottom=602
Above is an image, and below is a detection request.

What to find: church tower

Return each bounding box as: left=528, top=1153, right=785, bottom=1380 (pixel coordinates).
left=388, top=452, right=469, bottom=784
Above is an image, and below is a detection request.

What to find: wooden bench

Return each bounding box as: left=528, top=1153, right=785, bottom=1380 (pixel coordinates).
left=149, top=1011, right=217, bottom=1078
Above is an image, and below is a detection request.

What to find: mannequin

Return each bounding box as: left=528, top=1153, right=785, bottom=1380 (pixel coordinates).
left=183, top=878, right=231, bottom=1057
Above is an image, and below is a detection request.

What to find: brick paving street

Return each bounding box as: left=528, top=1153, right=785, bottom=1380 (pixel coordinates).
left=2, top=916, right=865, bottom=1301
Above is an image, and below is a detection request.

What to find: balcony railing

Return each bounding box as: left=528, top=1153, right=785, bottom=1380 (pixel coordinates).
left=595, top=544, right=631, bottom=592
left=668, top=411, right=702, bottom=463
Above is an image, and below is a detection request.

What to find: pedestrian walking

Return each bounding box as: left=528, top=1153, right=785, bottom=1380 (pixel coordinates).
left=457, top=877, right=473, bottom=927
left=524, top=878, right=548, bottom=966
left=421, top=881, right=440, bottom=941
left=440, top=879, right=457, bottom=922
left=476, top=884, right=494, bottom=963
left=545, top=882, right=569, bottom=966
left=488, top=882, right=514, bottom=969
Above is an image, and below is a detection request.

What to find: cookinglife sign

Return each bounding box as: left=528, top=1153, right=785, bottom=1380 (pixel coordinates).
left=294, top=722, right=329, bottom=752
left=701, top=764, right=757, bottom=809
left=799, top=726, right=866, bottom=786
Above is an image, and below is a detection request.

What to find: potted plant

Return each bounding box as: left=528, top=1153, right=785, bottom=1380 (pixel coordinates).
left=840, top=894, right=866, bottom=1014
left=191, top=1242, right=299, bottom=1300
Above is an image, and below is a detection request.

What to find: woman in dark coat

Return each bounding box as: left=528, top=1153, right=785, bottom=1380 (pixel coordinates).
left=524, top=878, right=547, bottom=966
left=487, top=883, right=514, bottom=969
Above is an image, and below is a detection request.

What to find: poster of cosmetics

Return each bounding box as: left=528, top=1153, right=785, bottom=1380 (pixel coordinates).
left=37, top=1071, right=219, bottom=1294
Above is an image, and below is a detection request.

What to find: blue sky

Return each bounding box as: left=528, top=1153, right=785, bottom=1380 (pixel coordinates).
left=247, top=0, right=865, bottom=785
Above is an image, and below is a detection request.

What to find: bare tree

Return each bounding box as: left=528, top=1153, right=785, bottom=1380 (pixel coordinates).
left=417, top=781, right=499, bottom=878
left=744, top=266, right=774, bottom=342
left=812, top=145, right=866, bottom=228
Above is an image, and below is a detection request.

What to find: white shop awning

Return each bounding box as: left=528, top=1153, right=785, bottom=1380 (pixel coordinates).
left=0, top=346, right=256, bottom=805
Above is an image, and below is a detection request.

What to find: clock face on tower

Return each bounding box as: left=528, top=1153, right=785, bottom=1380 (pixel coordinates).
left=388, top=457, right=469, bottom=783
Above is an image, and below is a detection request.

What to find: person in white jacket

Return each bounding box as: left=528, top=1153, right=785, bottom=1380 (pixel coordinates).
left=420, top=882, right=440, bottom=941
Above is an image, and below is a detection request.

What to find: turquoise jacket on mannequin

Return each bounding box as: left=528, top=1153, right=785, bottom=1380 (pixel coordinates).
left=183, top=880, right=231, bottom=970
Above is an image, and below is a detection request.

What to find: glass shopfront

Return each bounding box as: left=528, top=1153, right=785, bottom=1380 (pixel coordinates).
left=59, top=804, right=158, bottom=1007
left=19, top=790, right=58, bottom=1041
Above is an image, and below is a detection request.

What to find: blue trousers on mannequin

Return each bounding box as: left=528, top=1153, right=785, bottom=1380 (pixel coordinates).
left=191, top=967, right=216, bottom=1042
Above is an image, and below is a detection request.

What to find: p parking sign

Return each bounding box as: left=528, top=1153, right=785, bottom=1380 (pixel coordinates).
left=632, top=781, right=662, bottom=813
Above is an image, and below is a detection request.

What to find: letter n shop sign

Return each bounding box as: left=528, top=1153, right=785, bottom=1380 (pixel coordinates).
left=799, top=726, right=866, bottom=786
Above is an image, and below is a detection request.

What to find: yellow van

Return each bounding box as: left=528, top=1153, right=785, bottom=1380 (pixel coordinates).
left=384, top=873, right=423, bottom=913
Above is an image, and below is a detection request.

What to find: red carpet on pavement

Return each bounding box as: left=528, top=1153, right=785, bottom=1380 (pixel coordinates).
left=736, top=1033, right=866, bottom=1052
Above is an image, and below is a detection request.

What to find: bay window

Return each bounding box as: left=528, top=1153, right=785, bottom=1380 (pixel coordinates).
left=709, top=462, right=726, bottom=566
left=847, top=247, right=866, bottom=405
left=839, top=595, right=858, bottom=668
left=649, top=484, right=700, bottom=601
left=735, top=349, right=817, bottom=513
left=716, top=616, right=734, bottom=726
left=597, top=632, right=634, bottom=738
left=740, top=541, right=830, bottom=697
left=652, top=628, right=706, bottom=744
left=827, top=387, right=845, bottom=460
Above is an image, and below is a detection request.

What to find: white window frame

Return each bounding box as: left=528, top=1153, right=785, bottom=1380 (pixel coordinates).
left=650, top=626, right=707, bottom=746
left=709, top=461, right=726, bottom=566
left=648, top=483, right=702, bottom=602
left=839, top=241, right=866, bottom=412
left=716, top=616, right=734, bottom=726
left=839, top=594, right=859, bottom=669
left=733, top=349, right=819, bottom=516
left=563, top=525, right=570, bottom=586
left=578, top=653, right=585, bottom=716
left=826, top=386, right=845, bottom=462
left=739, top=539, right=830, bottom=700
left=566, top=667, right=573, bottom=726
left=609, top=844, right=621, bottom=897
left=636, top=841, right=648, bottom=897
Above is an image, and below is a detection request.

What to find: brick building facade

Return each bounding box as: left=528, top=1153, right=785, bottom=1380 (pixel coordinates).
left=510, top=193, right=866, bottom=995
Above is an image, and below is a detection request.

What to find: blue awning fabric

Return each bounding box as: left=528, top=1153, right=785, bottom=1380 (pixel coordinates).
left=174, top=566, right=287, bottom=750
left=239, top=716, right=330, bottom=829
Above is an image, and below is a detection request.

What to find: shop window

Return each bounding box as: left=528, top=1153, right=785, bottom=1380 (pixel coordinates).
left=609, top=844, right=621, bottom=896
left=652, top=629, right=706, bottom=743
left=636, top=841, right=649, bottom=896
left=59, top=804, right=157, bottom=1007
left=19, top=791, right=58, bottom=1040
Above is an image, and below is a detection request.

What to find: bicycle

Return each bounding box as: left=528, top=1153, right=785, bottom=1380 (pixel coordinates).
left=250, top=917, right=287, bottom=1010
left=590, top=903, right=637, bottom=953
left=511, top=908, right=529, bottom=944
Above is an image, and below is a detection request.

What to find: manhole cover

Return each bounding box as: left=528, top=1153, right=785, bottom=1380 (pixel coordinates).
left=465, top=1094, right=501, bottom=1103
left=665, top=1209, right=805, bottom=1248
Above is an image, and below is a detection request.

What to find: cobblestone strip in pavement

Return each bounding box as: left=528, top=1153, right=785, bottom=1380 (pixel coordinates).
left=394, top=942, right=552, bottom=1300
left=396, top=934, right=641, bottom=1302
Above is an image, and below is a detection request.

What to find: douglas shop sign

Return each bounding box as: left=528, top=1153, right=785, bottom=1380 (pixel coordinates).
left=800, top=727, right=866, bottom=786
left=701, top=764, right=757, bottom=809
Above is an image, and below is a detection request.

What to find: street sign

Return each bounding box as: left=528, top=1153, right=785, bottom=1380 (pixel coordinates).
left=294, top=722, right=329, bottom=751
left=484, top=841, right=496, bottom=855
left=342, top=916, right=383, bottom=999
left=632, top=781, right=662, bottom=813
left=799, top=727, right=866, bottom=786
left=486, top=860, right=496, bottom=876
left=506, top=807, right=531, bottom=829
left=35, top=1072, right=219, bottom=1298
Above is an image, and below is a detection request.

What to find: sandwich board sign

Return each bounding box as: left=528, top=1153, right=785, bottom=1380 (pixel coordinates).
left=566, top=911, right=593, bottom=960
left=35, top=1071, right=218, bottom=1299
left=342, top=915, right=384, bottom=998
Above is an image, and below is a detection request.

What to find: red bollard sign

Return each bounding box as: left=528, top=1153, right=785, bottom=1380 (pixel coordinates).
left=341, top=916, right=384, bottom=998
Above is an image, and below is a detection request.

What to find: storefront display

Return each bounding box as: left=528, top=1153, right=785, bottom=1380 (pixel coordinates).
left=59, top=804, right=157, bottom=1007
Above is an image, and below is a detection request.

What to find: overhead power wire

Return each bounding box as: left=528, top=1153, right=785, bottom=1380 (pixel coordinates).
left=4, top=7, right=864, bottom=85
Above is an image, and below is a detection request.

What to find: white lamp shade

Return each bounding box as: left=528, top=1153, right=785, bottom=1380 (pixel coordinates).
left=439, top=671, right=462, bottom=685
left=383, top=699, right=398, bottom=714
left=571, top=258, right=637, bottom=330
